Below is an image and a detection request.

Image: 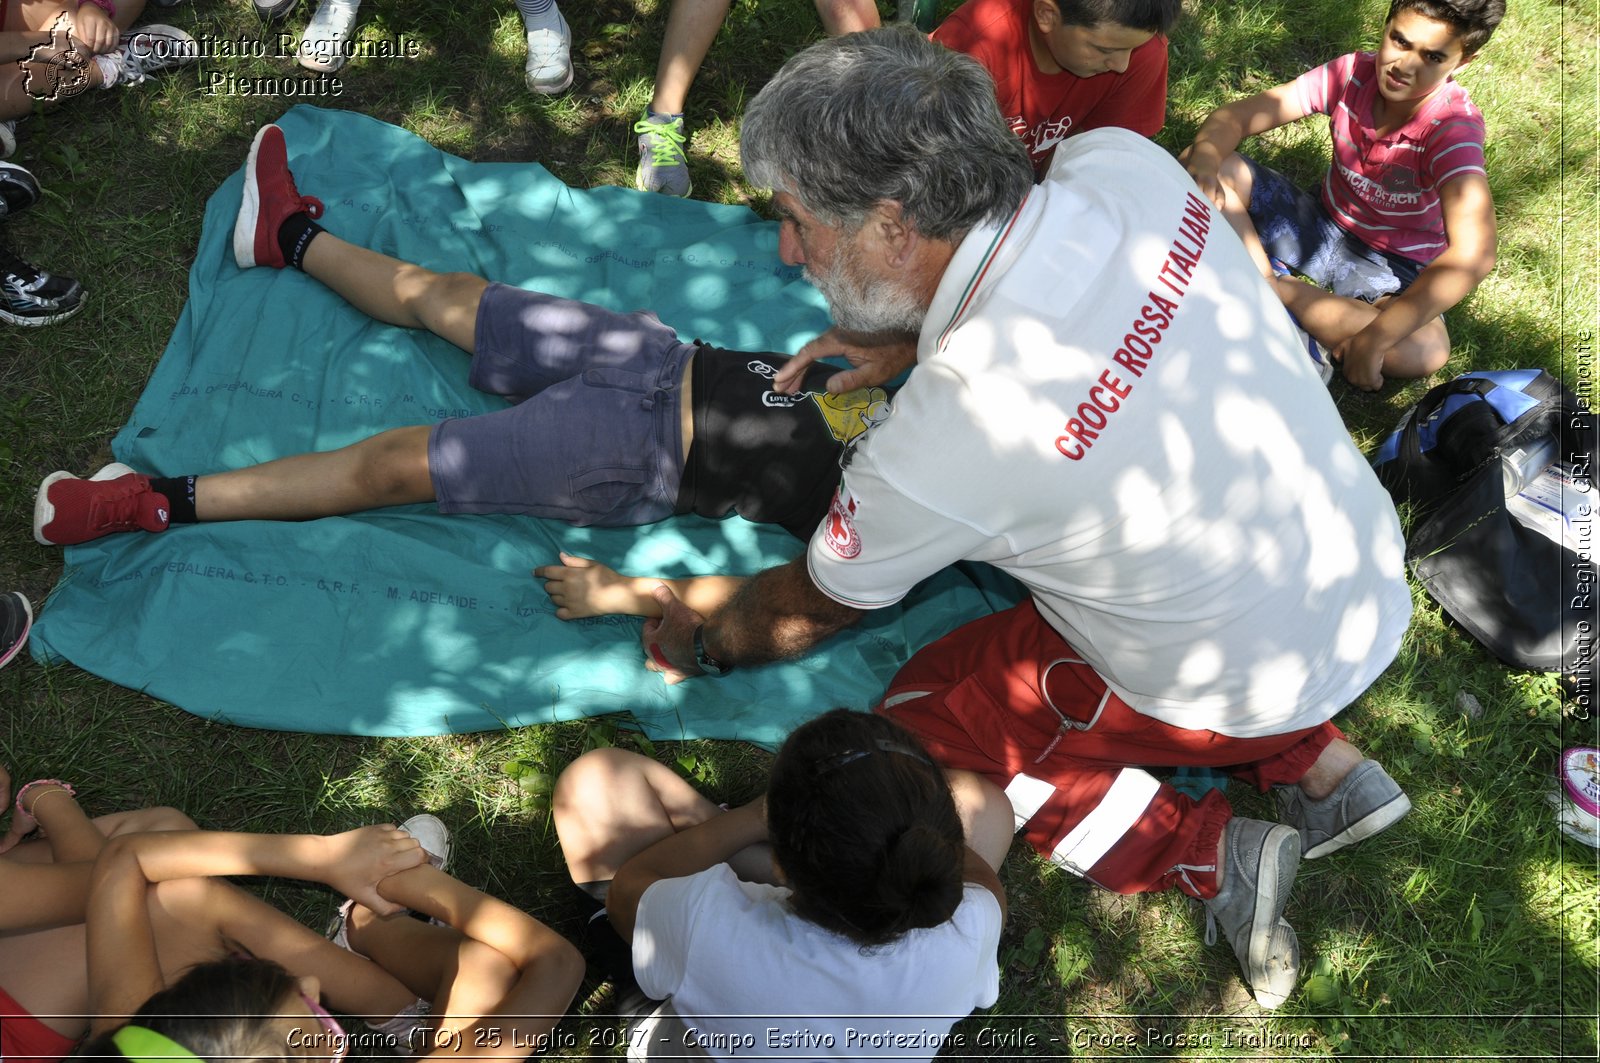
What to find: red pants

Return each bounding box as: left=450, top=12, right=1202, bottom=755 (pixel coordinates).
left=877, top=601, right=1340, bottom=898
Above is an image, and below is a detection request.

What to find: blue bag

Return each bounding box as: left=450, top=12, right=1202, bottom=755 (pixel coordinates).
left=1373, top=370, right=1596, bottom=678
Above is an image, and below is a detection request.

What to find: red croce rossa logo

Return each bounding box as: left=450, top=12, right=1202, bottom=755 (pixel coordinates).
left=823, top=485, right=861, bottom=559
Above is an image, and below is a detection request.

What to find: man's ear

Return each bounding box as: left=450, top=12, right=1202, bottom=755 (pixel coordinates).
left=869, top=201, right=919, bottom=269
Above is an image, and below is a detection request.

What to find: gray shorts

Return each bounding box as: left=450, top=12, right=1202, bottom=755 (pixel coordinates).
left=428, top=283, right=694, bottom=526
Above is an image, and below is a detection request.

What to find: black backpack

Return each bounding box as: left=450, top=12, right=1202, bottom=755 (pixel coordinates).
left=1372, top=370, right=1597, bottom=678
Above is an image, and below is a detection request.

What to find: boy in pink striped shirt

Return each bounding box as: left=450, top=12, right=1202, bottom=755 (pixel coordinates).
left=1181, top=0, right=1503, bottom=391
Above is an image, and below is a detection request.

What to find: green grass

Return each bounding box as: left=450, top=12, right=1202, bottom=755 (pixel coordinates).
left=3, top=0, right=1598, bottom=1058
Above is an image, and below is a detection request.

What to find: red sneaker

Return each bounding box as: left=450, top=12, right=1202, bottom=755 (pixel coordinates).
left=232, top=124, right=324, bottom=270
left=33, top=463, right=171, bottom=546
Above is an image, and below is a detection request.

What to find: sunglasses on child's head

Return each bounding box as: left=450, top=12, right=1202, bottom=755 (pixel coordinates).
left=110, top=994, right=349, bottom=1063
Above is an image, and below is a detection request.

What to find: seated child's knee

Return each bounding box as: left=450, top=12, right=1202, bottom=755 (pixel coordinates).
left=552, top=748, right=639, bottom=815
left=456, top=939, right=519, bottom=995
left=1405, top=317, right=1452, bottom=376
left=133, top=805, right=199, bottom=832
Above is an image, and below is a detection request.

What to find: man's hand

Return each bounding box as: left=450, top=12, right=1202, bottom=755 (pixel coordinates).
left=640, top=584, right=707, bottom=685
left=1330, top=330, right=1388, bottom=392
left=535, top=553, right=651, bottom=620
left=772, top=327, right=918, bottom=395
left=320, top=825, right=428, bottom=916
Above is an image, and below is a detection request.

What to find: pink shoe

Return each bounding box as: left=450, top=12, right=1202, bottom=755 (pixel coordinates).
left=34, top=463, right=171, bottom=545
left=232, top=124, right=324, bottom=270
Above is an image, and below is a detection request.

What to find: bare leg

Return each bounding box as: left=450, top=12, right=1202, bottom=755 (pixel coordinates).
left=300, top=233, right=488, bottom=354
left=814, top=0, right=880, bottom=33
left=946, top=769, right=1013, bottom=873
left=1214, top=153, right=1275, bottom=278
left=553, top=748, right=775, bottom=885
left=1292, top=737, right=1365, bottom=801
left=185, top=233, right=490, bottom=522
left=193, top=424, right=434, bottom=522
left=648, top=0, right=734, bottom=115
left=1274, top=279, right=1450, bottom=379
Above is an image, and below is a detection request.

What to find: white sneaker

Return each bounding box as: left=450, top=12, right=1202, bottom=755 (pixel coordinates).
left=399, top=813, right=452, bottom=871
left=524, top=10, right=572, bottom=94
left=0, top=120, right=16, bottom=160
left=298, top=0, right=361, bottom=73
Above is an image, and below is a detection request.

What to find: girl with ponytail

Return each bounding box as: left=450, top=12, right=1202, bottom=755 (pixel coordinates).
left=553, top=709, right=1012, bottom=1062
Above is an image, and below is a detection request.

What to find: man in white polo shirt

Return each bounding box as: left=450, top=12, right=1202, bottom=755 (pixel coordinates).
left=640, top=26, right=1413, bottom=1010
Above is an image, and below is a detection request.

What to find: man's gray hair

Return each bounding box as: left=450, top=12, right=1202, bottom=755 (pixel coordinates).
left=741, top=25, right=1033, bottom=243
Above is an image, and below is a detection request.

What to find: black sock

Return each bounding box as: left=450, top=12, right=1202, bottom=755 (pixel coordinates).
left=277, top=214, right=325, bottom=272
left=149, top=476, right=198, bottom=524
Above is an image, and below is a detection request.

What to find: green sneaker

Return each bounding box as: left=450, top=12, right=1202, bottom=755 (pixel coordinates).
left=634, top=112, right=691, bottom=198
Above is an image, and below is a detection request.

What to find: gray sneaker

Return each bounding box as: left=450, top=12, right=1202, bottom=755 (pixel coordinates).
left=1277, top=759, right=1411, bottom=859
left=112, top=25, right=199, bottom=85
left=1202, top=817, right=1301, bottom=1010
left=634, top=112, right=691, bottom=197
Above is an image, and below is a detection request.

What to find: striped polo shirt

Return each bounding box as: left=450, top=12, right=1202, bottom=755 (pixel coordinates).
left=1294, top=50, right=1486, bottom=263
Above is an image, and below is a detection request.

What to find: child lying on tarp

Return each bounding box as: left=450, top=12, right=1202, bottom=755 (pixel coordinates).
left=33, top=122, right=890, bottom=625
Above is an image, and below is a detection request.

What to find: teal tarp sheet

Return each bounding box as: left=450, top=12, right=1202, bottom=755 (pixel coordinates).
left=32, top=106, right=1017, bottom=746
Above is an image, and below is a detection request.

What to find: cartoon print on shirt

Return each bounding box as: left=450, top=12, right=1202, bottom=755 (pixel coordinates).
left=1023, top=114, right=1075, bottom=158
left=746, top=359, right=892, bottom=443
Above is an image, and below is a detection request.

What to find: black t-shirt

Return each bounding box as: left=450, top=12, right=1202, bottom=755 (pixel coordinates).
left=676, top=347, right=894, bottom=540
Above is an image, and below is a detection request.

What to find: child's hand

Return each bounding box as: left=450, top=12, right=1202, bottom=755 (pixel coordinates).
left=1177, top=143, right=1227, bottom=210
left=1331, top=332, right=1387, bottom=392
left=67, top=4, right=119, bottom=56
left=321, top=825, right=427, bottom=916
left=534, top=553, right=650, bottom=619
left=0, top=807, right=34, bottom=854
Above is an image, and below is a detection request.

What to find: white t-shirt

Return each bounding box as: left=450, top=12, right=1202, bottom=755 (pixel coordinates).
left=631, top=864, right=1002, bottom=1062
left=807, top=128, right=1411, bottom=738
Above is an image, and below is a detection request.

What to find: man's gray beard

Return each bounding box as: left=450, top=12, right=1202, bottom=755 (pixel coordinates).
left=808, top=242, right=928, bottom=336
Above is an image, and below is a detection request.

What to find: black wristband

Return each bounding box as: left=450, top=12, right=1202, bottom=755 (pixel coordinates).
left=693, top=624, right=733, bottom=677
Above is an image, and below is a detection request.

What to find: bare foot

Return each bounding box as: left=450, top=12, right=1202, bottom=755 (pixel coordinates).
left=533, top=553, right=658, bottom=620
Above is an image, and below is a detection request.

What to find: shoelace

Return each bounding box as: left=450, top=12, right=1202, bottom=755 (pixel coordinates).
left=634, top=118, right=687, bottom=167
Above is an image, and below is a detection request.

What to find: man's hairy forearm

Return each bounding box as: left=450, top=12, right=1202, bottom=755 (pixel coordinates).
left=704, top=556, right=862, bottom=665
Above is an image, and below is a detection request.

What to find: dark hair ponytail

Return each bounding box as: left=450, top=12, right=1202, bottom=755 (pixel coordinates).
left=72, top=956, right=302, bottom=1062
left=767, top=709, right=965, bottom=947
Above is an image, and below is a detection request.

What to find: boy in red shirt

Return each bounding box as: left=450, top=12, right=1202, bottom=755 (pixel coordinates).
left=932, top=0, right=1183, bottom=175
left=1183, top=0, right=1503, bottom=391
